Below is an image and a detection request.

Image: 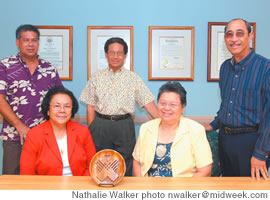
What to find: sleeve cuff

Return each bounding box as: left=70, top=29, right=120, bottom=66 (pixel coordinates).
left=253, top=151, right=268, bottom=161
left=210, top=120, right=219, bottom=130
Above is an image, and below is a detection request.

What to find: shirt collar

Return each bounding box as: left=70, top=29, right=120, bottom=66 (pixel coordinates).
left=17, top=53, right=40, bottom=64
left=107, top=66, right=124, bottom=73
left=230, top=49, right=255, bottom=71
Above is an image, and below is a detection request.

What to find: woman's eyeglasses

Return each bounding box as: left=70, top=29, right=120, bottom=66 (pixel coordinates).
left=159, top=102, right=180, bottom=109
left=50, top=104, right=72, bottom=111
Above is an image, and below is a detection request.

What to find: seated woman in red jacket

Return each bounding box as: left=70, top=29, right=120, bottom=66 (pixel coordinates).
left=20, top=86, right=96, bottom=176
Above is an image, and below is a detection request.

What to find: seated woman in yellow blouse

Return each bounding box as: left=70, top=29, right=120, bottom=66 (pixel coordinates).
left=133, top=81, right=212, bottom=177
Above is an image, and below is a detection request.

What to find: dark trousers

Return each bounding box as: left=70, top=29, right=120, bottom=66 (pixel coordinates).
left=2, top=140, right=22, bottom=174
left=89, top=116, right=136, bottom=176
left=219, top=129, right=260, bottom=176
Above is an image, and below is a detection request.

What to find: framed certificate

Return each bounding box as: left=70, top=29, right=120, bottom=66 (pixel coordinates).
left=87, top=26, right=133, bottom=79
left=207, top=22, right=256, bottom=81
left=148, top=26, right=194, bottom=81
left=36, top=26, right=73, bottom=80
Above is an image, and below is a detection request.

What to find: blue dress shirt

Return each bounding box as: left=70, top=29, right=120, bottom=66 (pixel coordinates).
left=210, top=49, right=270, bottom=160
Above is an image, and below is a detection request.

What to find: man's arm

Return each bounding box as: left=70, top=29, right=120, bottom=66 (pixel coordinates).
left=0, top=94, right=29, bottom=144
left=87, top=104, right=96, bottom=126
left=251, top=69, right=270, bottom=181
left=144, top=101, right=159, bottom=119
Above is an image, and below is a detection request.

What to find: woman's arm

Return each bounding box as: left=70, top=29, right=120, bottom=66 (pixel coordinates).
left=133, top=159, right=142, bottom=176
left=83, top=128, right=96, bottom=176
left=20, top=132, right=38, bottom=175
left=191, top=124, right=213, bottom=177
left=193, top=164, right=212, bottom=177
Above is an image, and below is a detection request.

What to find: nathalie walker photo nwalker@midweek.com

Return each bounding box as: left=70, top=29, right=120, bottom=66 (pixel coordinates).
left=71, top=190, right=253, bottom=199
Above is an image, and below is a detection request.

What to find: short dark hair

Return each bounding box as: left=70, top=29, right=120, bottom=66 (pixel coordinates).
left=41, top=86, right=79, bottom=120
left=157, top=81, right=187, bottom=107
left=16, top=24, right=40, bottom=40
left=224, top=18, right=252, bottom=34
left=104, top=37, right=128, bottom=55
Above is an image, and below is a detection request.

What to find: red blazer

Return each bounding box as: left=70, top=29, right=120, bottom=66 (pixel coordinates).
left=20, top=120, right=96, bottom=176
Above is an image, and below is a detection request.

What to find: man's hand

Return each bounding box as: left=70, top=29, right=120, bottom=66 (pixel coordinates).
left=251, top=156, right=268, bottom=181
left=0, top=94, right=29, bottom=144
left=204, top=124, right=213, bottom=132
left=16, top=123, right=30, bottom=145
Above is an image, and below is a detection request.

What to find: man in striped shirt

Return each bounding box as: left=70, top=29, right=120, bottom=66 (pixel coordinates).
left=205, top=18, right=270, bottom=180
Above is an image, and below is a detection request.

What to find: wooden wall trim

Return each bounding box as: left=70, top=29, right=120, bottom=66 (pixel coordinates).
left=0, top=114, right=214, bottom=126
left=133, top=115, right=214, bottom=126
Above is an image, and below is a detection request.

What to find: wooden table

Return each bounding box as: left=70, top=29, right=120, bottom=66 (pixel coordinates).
left=0, top=175, right=269, bottom=190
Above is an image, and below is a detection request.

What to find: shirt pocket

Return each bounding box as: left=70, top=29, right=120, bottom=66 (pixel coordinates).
left=240, top=88, right=258, bottom=111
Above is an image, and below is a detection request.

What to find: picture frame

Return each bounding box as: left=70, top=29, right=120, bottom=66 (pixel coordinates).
left=148, top=26, right=194, bottom=81
left=36, top=26, right=73, bottom=80
left=87, top=26, right=133, bottom=80
left=207, top=22, right=256, bottom=82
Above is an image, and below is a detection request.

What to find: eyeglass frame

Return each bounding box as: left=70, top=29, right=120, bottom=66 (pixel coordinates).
left=49, top=104, right=72, bottom=111
left=107, top=51, right=125, bottom=57
left=224, top=30, right=248, bottom=39
left=158, top=101, right=181, bottom=109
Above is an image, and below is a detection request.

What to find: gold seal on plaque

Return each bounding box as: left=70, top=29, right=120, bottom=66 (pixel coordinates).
left=90, top=149, right=126, bottom=187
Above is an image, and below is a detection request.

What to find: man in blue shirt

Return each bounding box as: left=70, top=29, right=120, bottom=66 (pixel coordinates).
left=205, top=18, right=270, bottom=180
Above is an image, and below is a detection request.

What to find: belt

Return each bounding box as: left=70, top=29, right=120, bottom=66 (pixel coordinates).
left=95, top=112, right=131, bottom=121
left=223, top=125, right=258, bottom=135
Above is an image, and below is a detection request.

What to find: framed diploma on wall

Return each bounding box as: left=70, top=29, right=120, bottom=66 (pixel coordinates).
left=87, top=26, right=133, bottom=80
left=148, top=26, right=194, bottom=81
left=207, top=22, right=256, bottom=82
left=36, top=26, right=73, bottom=80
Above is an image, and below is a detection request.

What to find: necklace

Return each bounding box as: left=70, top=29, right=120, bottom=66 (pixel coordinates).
left=56, top=135, right=67, bottom=156
left=158, top=124, right=178, bottom=144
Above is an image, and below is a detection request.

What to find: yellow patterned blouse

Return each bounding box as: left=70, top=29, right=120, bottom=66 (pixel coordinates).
left=80, top=67, right=155, bottom=115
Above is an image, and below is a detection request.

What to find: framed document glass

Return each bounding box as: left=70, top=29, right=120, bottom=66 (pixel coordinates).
left=87, top=26, right=133, bottom=79
left=149, top=26, right=194, bottom=81
left=207, top=22, right=256, bottom=81
left=36, top=26, right=73, bottom=80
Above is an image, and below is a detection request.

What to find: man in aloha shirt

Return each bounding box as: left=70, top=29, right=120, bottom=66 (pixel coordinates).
left=0, top=24, right=62, bottom=174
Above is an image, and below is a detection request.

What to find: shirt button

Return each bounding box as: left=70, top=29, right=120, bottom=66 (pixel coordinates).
left=228, top=113, right=231, bottom=116
left=232, top=88, right=235, bottom=91
left=230, top=101, right=233, bottom=104
left=235, top=75, right=238, bottom=78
